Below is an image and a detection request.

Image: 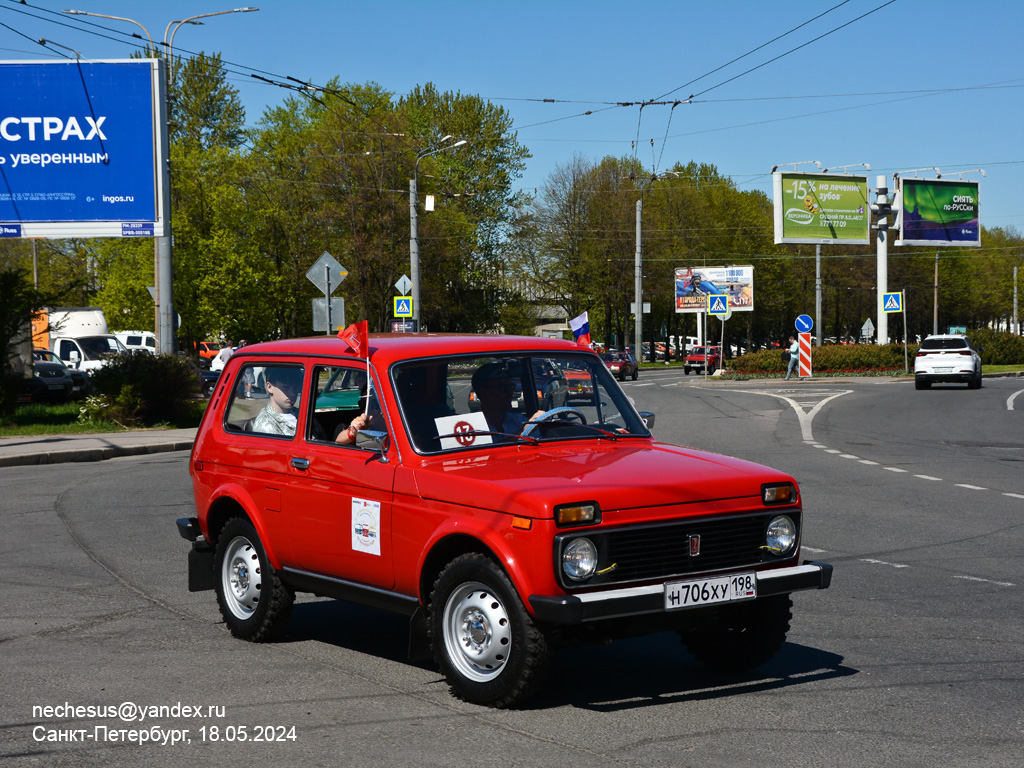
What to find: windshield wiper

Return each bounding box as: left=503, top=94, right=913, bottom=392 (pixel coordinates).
left=433, top=430, right=540, bottom=447
left=528, top=420, right=621, bottom=440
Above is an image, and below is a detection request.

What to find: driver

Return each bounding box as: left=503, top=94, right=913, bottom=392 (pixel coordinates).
left=471, top=362, right=544, bottom=442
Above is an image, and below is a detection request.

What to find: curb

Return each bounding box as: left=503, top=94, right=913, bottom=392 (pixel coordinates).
left=0, top=439, right=195, bottom=469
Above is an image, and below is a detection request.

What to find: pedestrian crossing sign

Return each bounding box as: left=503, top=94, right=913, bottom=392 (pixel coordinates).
left=394, top=296, right=413, bottom=318
left=883, top=292, right=903, bottom=313
left=708, top=295, right=729, bottom=316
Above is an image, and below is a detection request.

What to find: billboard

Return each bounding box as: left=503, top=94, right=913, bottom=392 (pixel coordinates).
left=773, top=172, right=870, bottom=245
left=0, top=59, right=165, bottom=238
left=675, top=266, right=754, bottom=314
left=896, top=177, right=980, bottom=247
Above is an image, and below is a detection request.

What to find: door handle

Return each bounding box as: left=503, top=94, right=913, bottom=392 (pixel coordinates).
left=290, top=457, right=310, bottom=471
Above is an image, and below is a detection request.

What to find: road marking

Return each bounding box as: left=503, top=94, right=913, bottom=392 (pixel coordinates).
left=1008, top=388, right=1024, bottom=411
left=706, top=386, right=853, bottom=442
left=955, top=484, right=987, bottom=491
left=839, top=453, right=859, bottom=459
left=1003, top=493, right=1024, bottom=500
left=954, top=575, right=1015, bottom=587
left=914, top=474, right=943, bottom=481
left=802, top=547, right=827, bottom=554
left=861, top=558, right=909, bottom=569
left=859, top=459, right=879, bottom=465
left=825, top=449, right=841, bottom=454
left=884, top=467, right=909, bottom=473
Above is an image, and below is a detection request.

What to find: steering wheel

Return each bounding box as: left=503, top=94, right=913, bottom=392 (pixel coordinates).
left=521, top=406, right=587, bottom=437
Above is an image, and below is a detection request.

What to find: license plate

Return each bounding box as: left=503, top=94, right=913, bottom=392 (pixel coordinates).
left=935, top=367, right=953, bottom=373
left=665, top=572, right=757, bottom=610
left=47, top=383, right=64, bottom=390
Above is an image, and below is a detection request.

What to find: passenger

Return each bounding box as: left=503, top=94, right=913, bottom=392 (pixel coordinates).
left=472, top=362, right=544, bottom=442
left=252, top=367, right=302, bottom=436
left=398, top=364, right=455, bottom=450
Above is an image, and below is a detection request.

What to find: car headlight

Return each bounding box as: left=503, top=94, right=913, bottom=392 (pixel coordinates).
left=765, top=515, right=797, bottom=556
left=562, top=537, right=598, bottom=581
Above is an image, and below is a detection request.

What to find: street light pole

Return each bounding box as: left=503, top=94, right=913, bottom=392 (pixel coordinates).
left=410, top=137, right=466, bottom=329
left=61, top=7, right=258, bottom=355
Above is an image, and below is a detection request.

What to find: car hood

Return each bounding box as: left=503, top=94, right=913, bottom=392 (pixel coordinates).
left=411, top=441, right=787, bottom=519
left=33, top=362, right=69, bottom=375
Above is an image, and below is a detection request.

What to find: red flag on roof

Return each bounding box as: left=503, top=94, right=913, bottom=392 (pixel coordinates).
left=337, top=320, right=369, bottom=358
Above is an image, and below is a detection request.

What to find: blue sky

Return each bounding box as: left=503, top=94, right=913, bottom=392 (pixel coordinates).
left=3, top=0, right=1022, bottom=231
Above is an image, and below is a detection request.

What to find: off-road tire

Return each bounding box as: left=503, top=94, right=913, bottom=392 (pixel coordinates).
left=429, top=553, right=550, bottom=708
left=214, top=517, right=293, bottom=642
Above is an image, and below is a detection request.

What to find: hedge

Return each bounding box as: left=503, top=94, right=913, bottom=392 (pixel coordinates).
left=728, top=330, right=1024, bottom=375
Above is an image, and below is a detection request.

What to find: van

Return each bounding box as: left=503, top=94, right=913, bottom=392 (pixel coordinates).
left=114, top=330, right=157, bottom=355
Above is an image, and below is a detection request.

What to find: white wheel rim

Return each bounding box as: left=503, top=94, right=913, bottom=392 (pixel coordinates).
left=222, top=535, right=261, bottom=620
left=443, top=581, right=511, bottom=682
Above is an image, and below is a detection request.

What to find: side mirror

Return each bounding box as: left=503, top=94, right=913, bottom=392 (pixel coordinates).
left=355, top=429, right=390, bottom=459
left=638, top=411, right=656, bottom=430
left=68, top=350, right=80, bottom=367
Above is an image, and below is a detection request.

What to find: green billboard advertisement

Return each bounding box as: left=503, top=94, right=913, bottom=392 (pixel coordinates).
left=896, top=177, right=980, bottom=246
left=773, top=172, right=870, bottom=245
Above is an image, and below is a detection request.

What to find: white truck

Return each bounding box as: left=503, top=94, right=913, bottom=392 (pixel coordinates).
left=31, top=307, right=127, bottom=374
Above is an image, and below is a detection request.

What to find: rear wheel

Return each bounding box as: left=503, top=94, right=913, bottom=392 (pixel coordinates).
left=968, top=370, right=982, bottom=389
left=680, top=595, right=792, bottom=673
left=631, top=367, right=639, bottom=381
left=915, top=378, right=930, bottom=390
left=429, top=553, right=550, bottom=708
left=214, top=518, right=293, bottom=642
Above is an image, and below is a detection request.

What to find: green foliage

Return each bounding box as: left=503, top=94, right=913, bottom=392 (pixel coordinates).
left=88, top=352, right=199, bottom=426
left=969, top=328, right=1024, bottom=365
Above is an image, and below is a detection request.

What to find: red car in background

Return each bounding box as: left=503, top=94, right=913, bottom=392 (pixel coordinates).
left=683, top=345, right=722, bottom=375
left=601, top=350, right=639, bottom=381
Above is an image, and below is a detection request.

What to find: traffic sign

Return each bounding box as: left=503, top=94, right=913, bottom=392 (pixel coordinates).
left=394, top=296, right=413, bottom=318
left=883, top=292, right=903, bottom=313
left=306, top=251, right=347, bottom=295
left=708, top=295, right=729, bottom=316
left=795, top=314, right=813, bottom=333
left=395, top=274, right=412, bottom=295
left=861, top=317, right=875, bottom=339
left=312, top=298, right=345, bottom=331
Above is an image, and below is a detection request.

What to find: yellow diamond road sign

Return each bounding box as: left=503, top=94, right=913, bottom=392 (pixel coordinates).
left=394, top=296, right=413, bottom=318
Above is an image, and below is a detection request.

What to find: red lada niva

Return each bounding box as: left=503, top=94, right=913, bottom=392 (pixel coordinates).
left=178, top=333, right=831, bottom=707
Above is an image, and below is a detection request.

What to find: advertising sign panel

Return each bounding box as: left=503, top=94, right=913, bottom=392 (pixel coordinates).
left=675, top=266, right=754, bottom=314
left=773, top=172, right=870, bottom=244
left=896, top=177, right=979, bottom=247
left=0, top=59, right=165, bottom=237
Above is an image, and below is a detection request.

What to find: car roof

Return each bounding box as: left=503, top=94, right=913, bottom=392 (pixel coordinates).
left=923, top=334, right=968, bottom=340
left=229, top=333, right=590, bottom=368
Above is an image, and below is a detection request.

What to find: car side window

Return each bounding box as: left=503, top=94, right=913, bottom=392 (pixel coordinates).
left=308, top=365, right=386, bottom=448
left=224, top=363, right=303, bottom=438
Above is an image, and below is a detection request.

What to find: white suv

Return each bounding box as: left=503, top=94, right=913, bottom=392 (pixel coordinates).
left=914, top=334, right=982, bottom=390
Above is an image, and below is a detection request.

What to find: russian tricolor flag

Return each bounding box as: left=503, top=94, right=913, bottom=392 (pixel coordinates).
left=570, top=311, right=591, bottom=346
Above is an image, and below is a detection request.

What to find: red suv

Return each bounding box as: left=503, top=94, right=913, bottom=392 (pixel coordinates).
left=684, top=345, right=722, bottom=375
left=178, top=334, right=830, bottom=707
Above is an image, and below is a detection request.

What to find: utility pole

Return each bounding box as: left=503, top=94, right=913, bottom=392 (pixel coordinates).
left=815, top=244, right=822, bottom=346
left=634, top=199, right=642, bottom=360
left=871, top=175, right=892, bottom=345
left=933, top=251, right=939, bottom=336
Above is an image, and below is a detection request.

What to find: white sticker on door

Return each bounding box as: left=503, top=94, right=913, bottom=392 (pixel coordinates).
left=351, top=498, right=381, bottom=556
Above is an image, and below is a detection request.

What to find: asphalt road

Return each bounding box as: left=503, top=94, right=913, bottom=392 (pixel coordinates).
left=2, top=372, right=1022, bottom=767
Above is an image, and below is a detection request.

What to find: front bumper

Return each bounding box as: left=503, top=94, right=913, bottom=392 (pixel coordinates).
left=529, top=560, right=832, bottom=625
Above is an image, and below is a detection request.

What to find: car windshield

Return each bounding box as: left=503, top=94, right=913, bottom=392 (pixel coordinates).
left=393, top=352, right=649, bottom=454
left=921, top=337, right=970, bottom=350
left=78, top=336, right=128, bottom=359
left=33, top=350, right=64, bottom=365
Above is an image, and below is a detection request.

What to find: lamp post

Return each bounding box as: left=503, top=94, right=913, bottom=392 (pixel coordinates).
left=634, top=171, right=682, bottom=360
left=61, top=8, right=258, bottom=354
left=165, top=8, right=258, bottom=81
left=410, top=136, right=466, bottom=329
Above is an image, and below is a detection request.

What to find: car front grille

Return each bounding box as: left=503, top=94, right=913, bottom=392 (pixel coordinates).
left=556, top=510, right=800, bottom=589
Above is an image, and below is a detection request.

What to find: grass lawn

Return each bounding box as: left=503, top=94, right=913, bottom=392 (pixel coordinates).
left=0, top=400, right=208, bottom=438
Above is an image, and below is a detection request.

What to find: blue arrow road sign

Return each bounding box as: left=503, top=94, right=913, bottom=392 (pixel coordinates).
left=795, top=314, right=813, bottom=333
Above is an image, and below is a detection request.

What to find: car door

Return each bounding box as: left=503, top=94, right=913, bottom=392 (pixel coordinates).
left=282, top=363, right=397, bottom=589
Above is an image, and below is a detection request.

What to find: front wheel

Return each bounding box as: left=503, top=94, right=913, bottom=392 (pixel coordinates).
left=680, top=595, right=792, bottom=673
left=214, top=518, right=293, bottom=642
left=429, top=553, right=550, bottom=708
left=631, top=367, right=639, bottom=381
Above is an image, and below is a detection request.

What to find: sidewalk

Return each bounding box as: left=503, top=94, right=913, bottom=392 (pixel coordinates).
left=0, top=428, right=197, bottom=468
